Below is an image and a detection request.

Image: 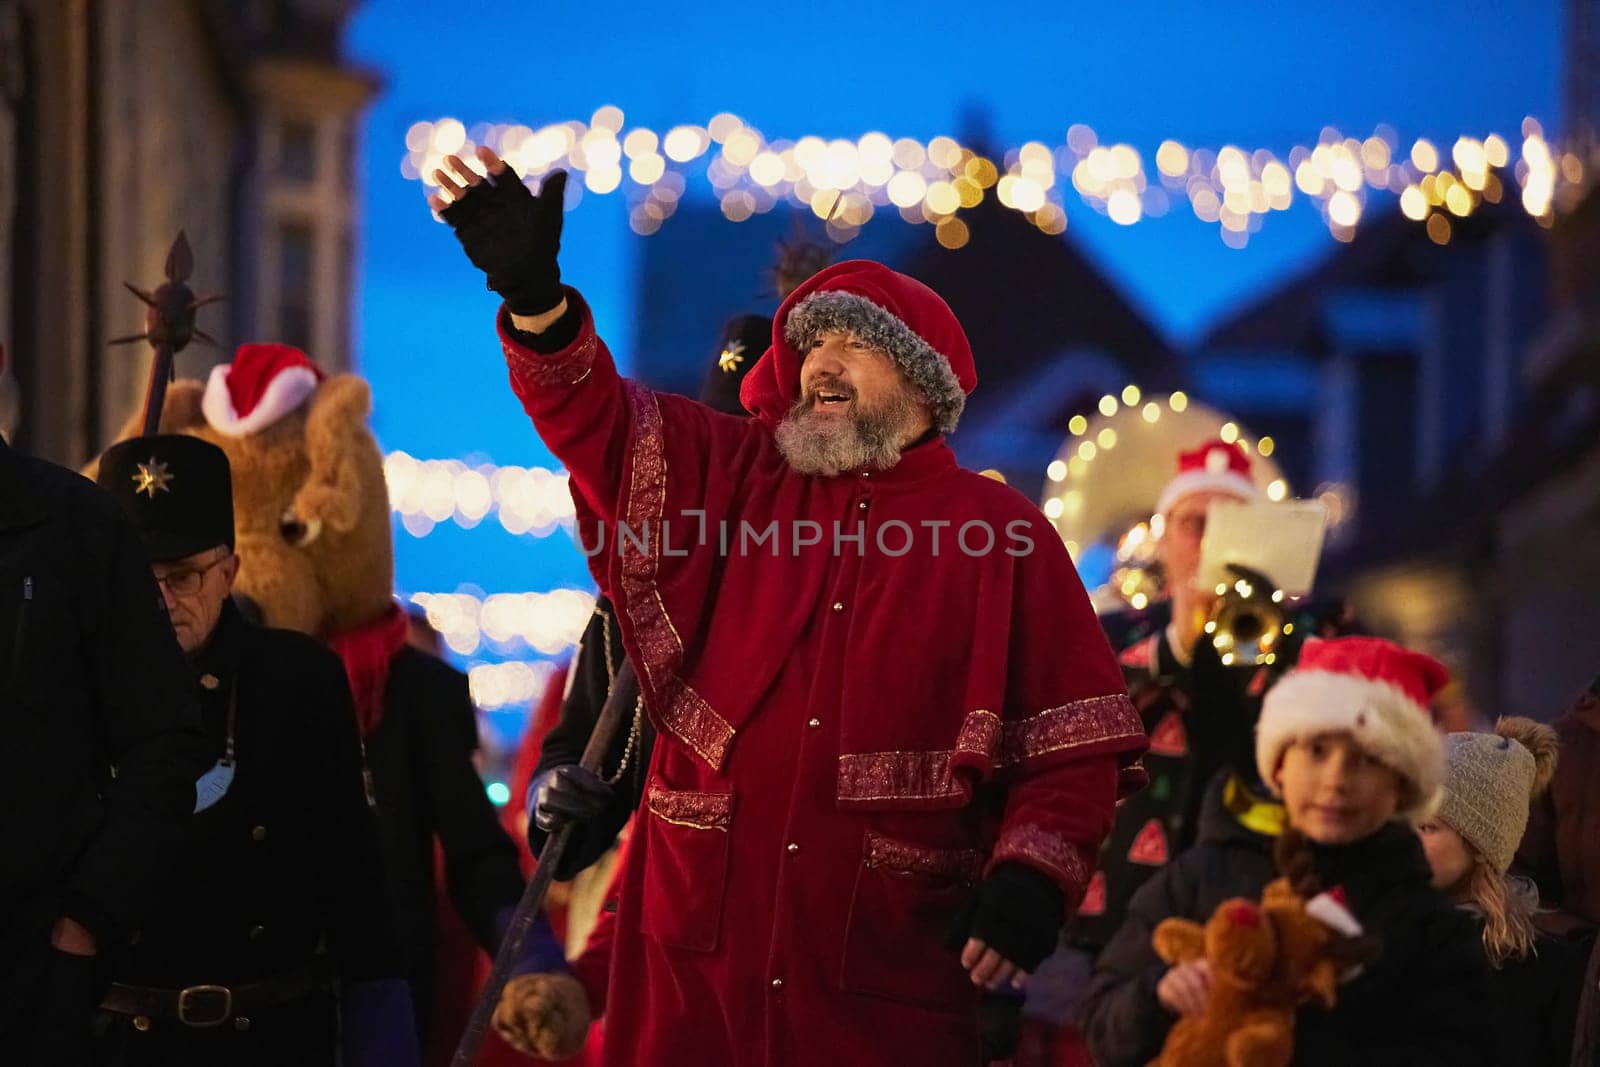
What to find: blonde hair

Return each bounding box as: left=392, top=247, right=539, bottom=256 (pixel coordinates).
left=1461, top=850, right=1538, bottom=967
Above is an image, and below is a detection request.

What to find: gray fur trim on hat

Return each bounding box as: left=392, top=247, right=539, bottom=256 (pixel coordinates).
left=783, top=289, right=966, bottom=434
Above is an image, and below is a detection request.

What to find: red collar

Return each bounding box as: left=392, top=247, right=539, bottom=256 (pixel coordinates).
left=846, top=436, right=957, bottom=489
left=325, top=604, right=409, bottom=735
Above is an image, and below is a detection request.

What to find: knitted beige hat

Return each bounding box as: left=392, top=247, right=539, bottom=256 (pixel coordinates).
left=1436, top=717, right=1558, bottom=873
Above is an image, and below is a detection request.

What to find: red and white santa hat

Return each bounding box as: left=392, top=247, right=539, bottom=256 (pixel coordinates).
left=1305, top=885, right=1363, bottom=938
left=202, top=343, right=324, bottom=437
left=1256, top=636, right=1449, bottom=819
left=1156, top=439, right=1260, bottom=516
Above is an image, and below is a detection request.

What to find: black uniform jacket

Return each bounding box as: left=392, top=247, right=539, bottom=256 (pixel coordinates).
left=362, top=645, right=523, bottom=1005
left=0, top=438, right=206, bottom=961
left=114, top=601, right=403, bottom=987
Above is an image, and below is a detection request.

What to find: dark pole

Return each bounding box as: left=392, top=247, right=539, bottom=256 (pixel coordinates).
left=110, top=231, right=223, bottom=434
left=451, top=659, right=639, bottom=1067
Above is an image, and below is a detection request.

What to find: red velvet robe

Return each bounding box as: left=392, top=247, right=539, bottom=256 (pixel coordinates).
left=497, top=261, right=1147, bottom=1066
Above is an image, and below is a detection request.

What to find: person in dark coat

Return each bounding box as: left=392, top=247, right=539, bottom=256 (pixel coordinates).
left=1514, top=674, right=1600, bottom=1067
left=1030, top=441, right=1353, bottom=1063
left=354, top=630, right=526, bottom=1047
left=1083, top=637, right=1492, bottom=1066
left=1418, top=717, right=1584, bottom=1067
left=91, top=433, right=417, bottom=1067
left=0, top=433, right=209, bottom=1066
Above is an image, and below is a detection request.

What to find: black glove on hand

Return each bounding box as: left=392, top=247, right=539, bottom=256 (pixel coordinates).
left=526, top=763, right=614, bottom=837
left=441, top=166, right=568, bottom=316
left=951, top=862, right=1066, bottom=974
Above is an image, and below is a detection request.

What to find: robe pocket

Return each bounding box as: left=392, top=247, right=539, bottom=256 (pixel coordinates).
left=839, top=830, right=985, bottom=1013
left=639, top=784, right=733, bottom=953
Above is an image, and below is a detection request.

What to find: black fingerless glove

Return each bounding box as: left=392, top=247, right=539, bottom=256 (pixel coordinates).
left=949, top=862, right=1066, bottom=973
left=441, top=167, right=568, bottom=316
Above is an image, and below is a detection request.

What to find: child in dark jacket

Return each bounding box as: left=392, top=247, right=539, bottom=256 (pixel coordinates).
left=1082, top=637, right=1492, bottom=1066
left=1417, top=717, right=1584, bottom=1066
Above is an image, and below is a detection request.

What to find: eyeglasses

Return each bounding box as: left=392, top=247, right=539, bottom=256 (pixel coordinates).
left=154, top=553, right=230, bottom=598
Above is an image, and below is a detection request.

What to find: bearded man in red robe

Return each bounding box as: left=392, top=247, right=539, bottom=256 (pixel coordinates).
left=430, top=150, right=1147, bottom=1067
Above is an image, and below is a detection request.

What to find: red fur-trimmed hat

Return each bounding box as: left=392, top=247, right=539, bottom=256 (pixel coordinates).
left=1256, top=636, right=1449, bottom=818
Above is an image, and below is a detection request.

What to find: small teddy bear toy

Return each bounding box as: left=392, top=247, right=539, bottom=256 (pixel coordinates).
left=1149, top=878, right=1352, bottom=1067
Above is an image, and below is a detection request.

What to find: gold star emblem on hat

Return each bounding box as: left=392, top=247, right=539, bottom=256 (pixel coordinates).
left=718, top=340, right=746, bottom=374
left=132, top=457, right=174, bottom=498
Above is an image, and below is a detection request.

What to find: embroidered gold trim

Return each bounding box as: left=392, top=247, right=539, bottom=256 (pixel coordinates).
left=991, top=823, right=1091, bottom=896
left=617, top=382, right=735, bottom=770
left=954, top=708, right=1002, bottom=762
left=837, top=696, right=1145, bottom=803
left=863, top=830, right=984, bottom=885
left=503, top=332, right=599, bottom=388
left=837, top=750, right=967, bottom=803
left=997, top=694, right=1145, bottom=767
left=647, top=784, right=733, bottom=832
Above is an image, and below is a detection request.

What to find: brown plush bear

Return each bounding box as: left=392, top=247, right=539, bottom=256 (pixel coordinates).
left=94, top=343, right=527, bottom=1059
left=89, top=346, right=388, bottom=636
left=1149, top=878, right=1347, bottom=1067
left=491, top=971, right=592, bottom=1060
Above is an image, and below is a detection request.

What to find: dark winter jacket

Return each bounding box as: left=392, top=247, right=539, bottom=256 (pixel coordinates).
left=1518, top=678, right=1600, bottom=925
left=1478, top=921, right=1586, bottom=1067
left=1514, top=678, right=1600, bottom=1067
left=0, top=440, right=207, bottom=962
left=1083, top=773, right=1493, bottom=1067
left=362, top=645, right=523, bottom=1033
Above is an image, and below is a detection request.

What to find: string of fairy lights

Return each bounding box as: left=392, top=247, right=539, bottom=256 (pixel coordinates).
left=386, top=451, right=591, bottom=715
left=404, top=108, right=1573, bottom=249
left=1039, top=384, right=1355, bottom=585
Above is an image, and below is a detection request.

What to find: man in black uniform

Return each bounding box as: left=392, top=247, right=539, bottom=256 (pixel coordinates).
left=0, top=433, right=208, bottom=1066
left=93, top=433, right=418, bottom=1066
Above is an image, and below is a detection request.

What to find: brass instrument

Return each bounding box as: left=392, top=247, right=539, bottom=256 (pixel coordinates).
left=1040, top=394, right=1291, bottom=668
left=1204, top=564, right=1287, bottom=667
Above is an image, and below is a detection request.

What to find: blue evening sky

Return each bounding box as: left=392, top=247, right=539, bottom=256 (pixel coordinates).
left=345, top=0, right=1560, bottom=622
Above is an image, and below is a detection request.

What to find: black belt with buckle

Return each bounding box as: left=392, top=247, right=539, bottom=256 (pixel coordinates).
left=100, top=968, right=324, bottom=1028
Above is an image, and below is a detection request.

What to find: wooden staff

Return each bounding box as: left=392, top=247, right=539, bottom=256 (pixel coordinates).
left=451, top=659, right=639, bottom=1066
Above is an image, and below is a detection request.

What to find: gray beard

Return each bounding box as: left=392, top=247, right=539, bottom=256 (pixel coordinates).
left=774, top=390, right=920, bottom=476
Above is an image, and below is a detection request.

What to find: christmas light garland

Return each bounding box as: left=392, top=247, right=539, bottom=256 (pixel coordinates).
left=403, top=108, right=1575, bottom=248
left=385, top=451, right=574, bottom=538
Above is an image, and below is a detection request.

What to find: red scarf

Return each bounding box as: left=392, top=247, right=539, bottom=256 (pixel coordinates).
left=326, top=604, right=409, bottom=735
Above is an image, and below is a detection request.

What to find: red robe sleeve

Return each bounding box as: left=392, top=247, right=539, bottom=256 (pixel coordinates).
left=980, top=507, right=1148, bottom=908
left=497, top=292, right=637, bottom=526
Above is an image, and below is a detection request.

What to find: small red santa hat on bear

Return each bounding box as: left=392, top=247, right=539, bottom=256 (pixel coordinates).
left=1256, top=636, right=1450, bottom=819
left=1156, top=439, right=1260, bottom=516
left=202, top=343, right=324, bottom=437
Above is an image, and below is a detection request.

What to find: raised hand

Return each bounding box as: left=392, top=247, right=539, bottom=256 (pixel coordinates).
left=431, top=146, right=569, bottom=316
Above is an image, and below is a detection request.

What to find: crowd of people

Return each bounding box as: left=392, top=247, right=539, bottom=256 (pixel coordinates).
left=0, top=147, right=1595, bottom=1067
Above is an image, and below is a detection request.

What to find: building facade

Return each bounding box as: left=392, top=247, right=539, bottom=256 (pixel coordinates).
left=0, top=0, right=375, bottom=466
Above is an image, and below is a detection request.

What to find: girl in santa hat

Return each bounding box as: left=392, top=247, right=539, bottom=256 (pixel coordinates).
left=1416, top=718, right=1587, bottom=1065
left=1082, top=636, right=1493, bottom=1065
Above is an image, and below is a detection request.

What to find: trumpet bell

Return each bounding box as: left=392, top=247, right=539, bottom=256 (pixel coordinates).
left=1207, top=565, right=1287, bottom=666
